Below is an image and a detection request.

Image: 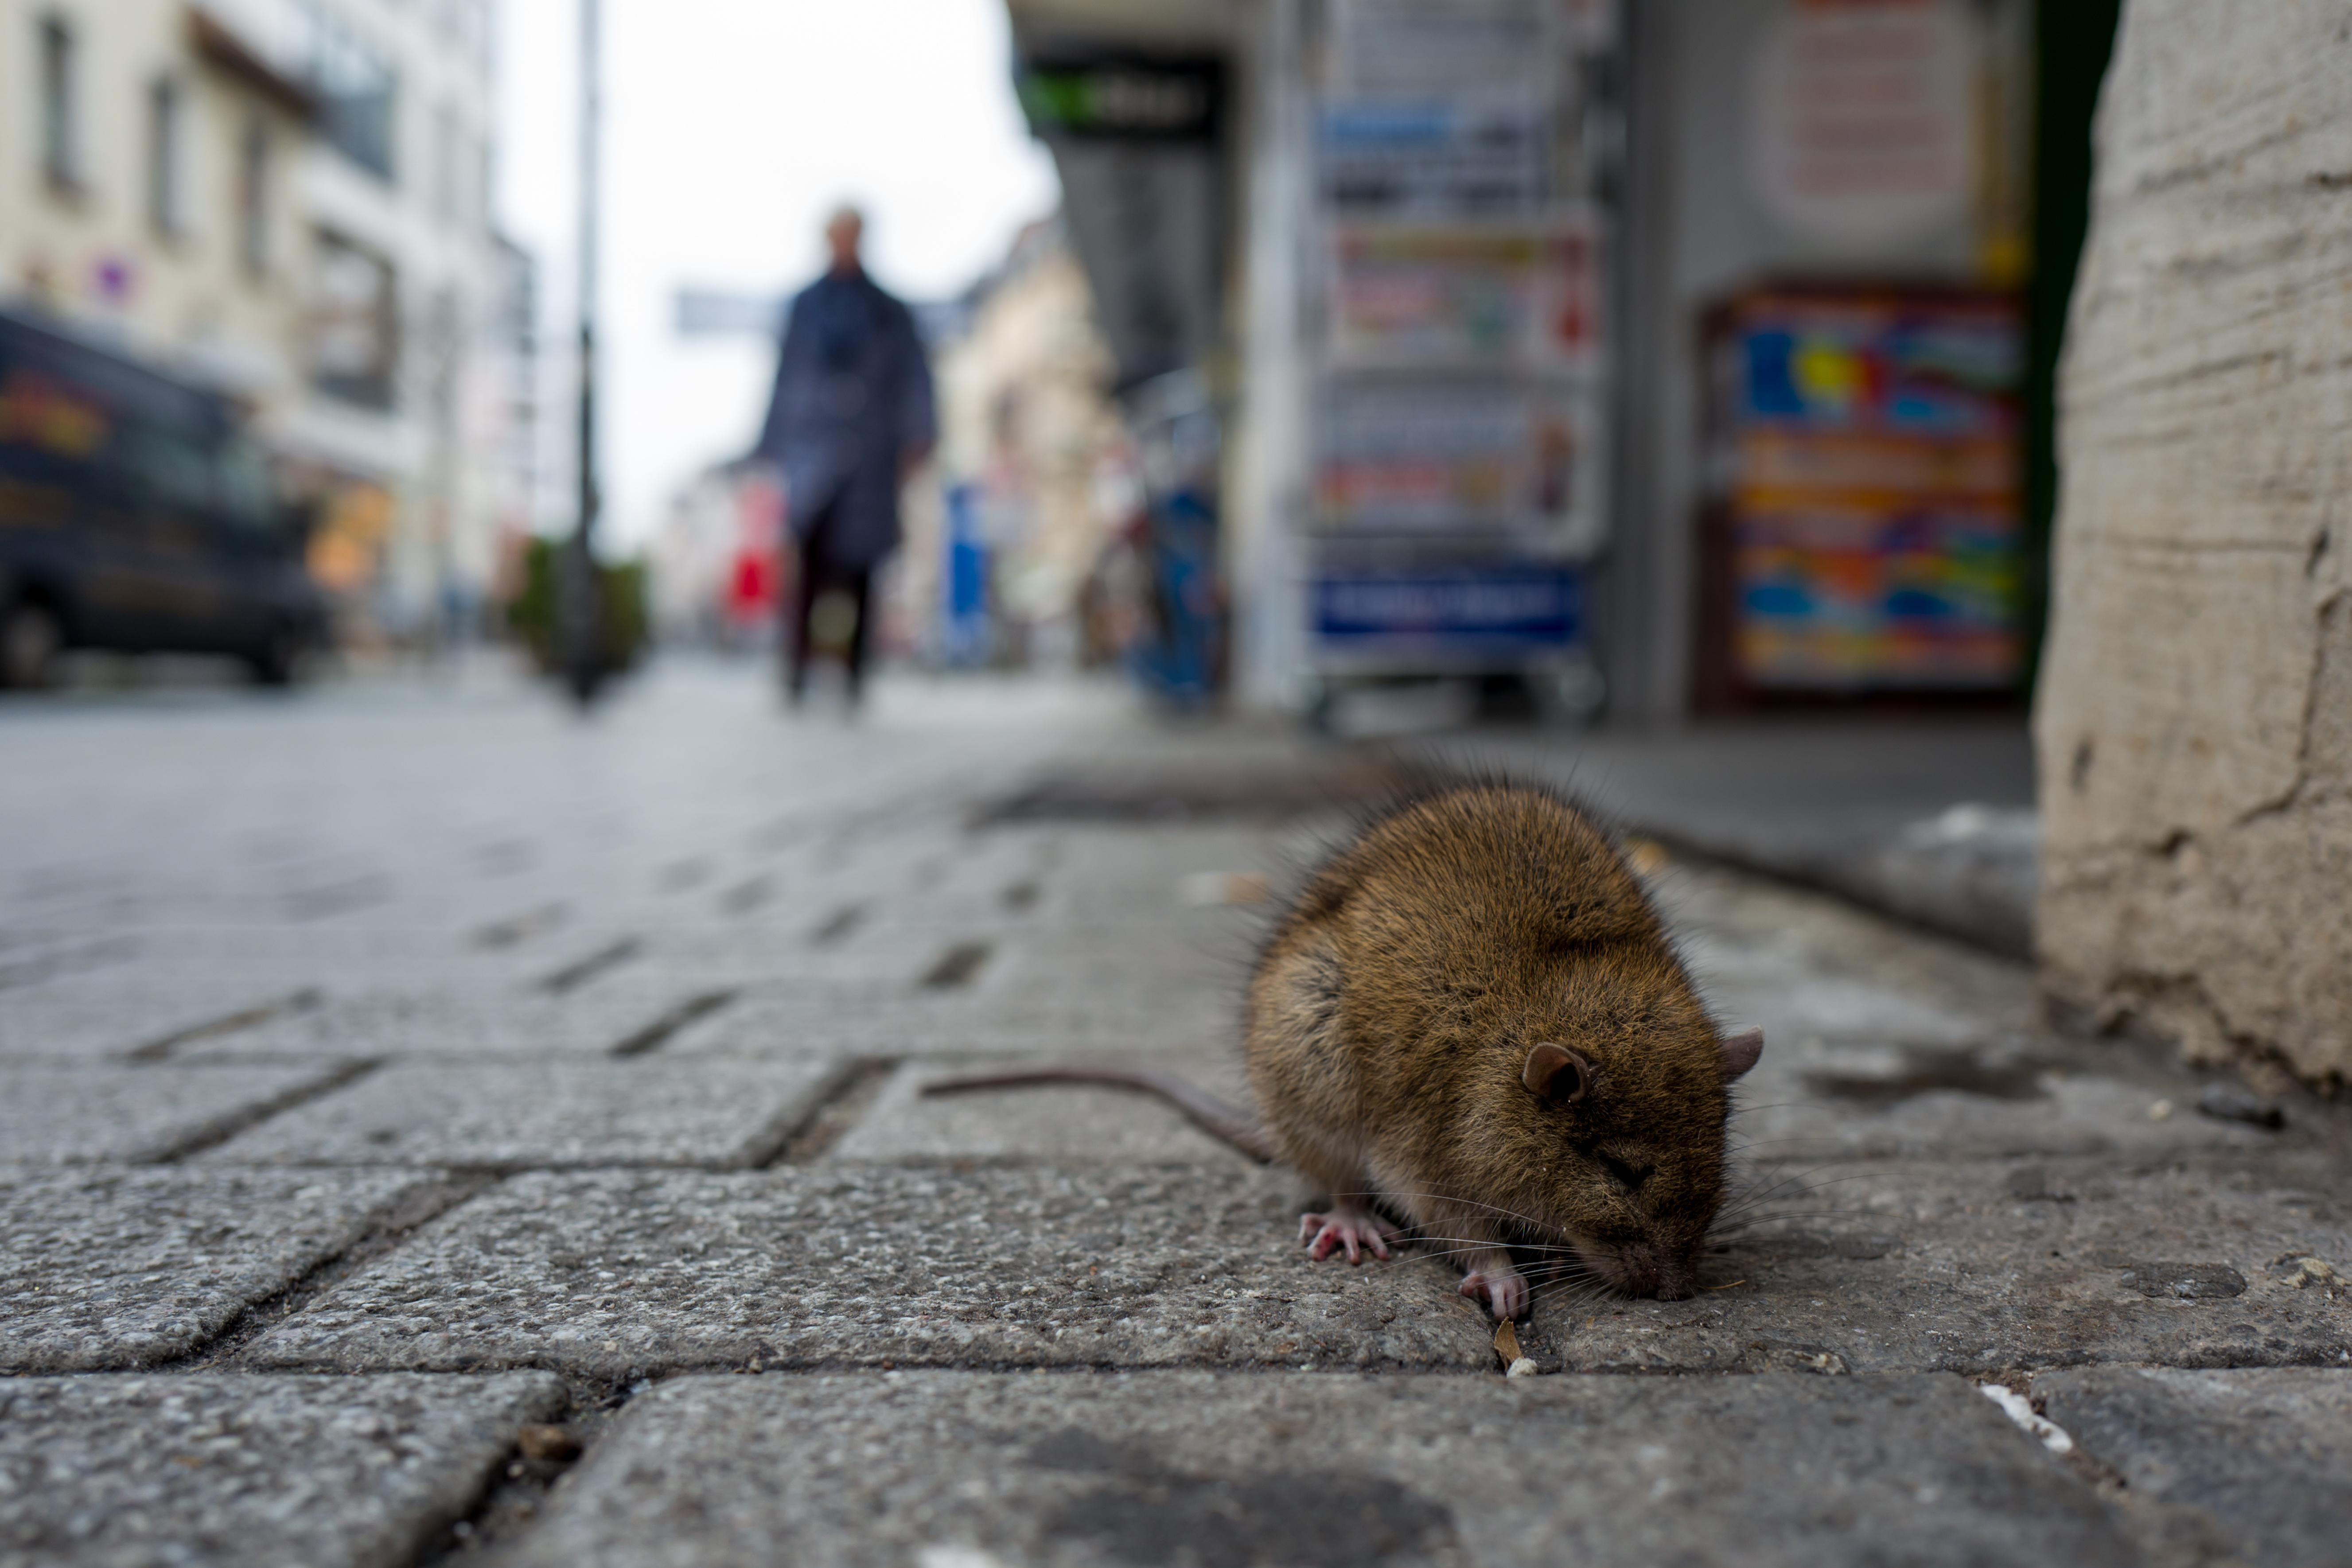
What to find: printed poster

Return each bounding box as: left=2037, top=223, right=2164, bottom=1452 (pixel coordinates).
left=1716, top=288, right=2023, bottom=691
left=1312, top=379, right=1598, bottom=552
left=1327, top=222, right=1599, bottom=371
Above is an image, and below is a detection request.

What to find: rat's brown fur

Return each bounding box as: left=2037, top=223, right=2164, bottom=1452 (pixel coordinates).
left=1247, top=782, right=1738, bottom=1310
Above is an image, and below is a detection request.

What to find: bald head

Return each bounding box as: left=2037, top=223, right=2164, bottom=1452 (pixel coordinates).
left=825, top=206, right=864, bottom=275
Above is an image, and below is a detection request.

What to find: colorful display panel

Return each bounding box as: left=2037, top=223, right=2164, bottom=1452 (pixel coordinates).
left=1716, top=289, right=2023, bottom=691
left=1326, top=222, right=1598, bottom=371
left=1314, top=564, right=1581, bottom=656
left=1311, top=380, right=1593, bottom=545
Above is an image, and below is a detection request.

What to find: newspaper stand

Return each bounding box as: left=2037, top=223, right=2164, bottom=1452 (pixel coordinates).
left=1299, top=0, right=1621, bottom=724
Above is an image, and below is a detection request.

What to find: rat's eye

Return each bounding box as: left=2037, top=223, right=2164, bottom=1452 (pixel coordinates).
left=1521, top=1043, right=1592, bottom=1105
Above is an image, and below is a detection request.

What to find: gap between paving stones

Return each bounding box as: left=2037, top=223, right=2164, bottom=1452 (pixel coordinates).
left=604, top=988, right=740, bottom=1057
left=167, top=1170, right=506, bottom=1373
left=762, top=1057, right=901, bottom=1166
left=124, top=988, right=325, bottom=1061
left=146, top=1057, right=382, bottom=1162
left=537, top=937, right=642, bottom=995
left=0, top=1060, right=378, bottom=1163
left=413, top=1379, right=622, bottom=1565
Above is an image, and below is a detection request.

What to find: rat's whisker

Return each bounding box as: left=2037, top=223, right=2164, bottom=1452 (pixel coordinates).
left=1347, top=1190, right=1576, bottom=1239
left=1529, top=1276, right=1612, bottom=1310
left=1716, top=1163, right=1859, bottom=1210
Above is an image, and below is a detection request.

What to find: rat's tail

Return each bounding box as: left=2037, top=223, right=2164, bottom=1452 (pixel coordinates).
left=919, top=1066, right=1279, bottom=1164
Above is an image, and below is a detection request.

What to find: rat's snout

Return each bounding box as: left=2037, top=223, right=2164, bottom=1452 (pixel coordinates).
left=1596, top=1243, right=1698, bottom=1300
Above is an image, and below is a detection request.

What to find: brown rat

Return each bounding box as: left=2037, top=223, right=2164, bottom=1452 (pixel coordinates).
left=925, top=781, right=1762, bottom=1319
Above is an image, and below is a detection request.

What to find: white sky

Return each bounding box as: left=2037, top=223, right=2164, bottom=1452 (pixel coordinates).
left=495, top=0, right=1062, bottom=549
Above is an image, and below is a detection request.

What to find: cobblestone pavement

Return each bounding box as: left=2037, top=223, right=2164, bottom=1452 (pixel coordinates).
left=1, top=663, right=2347, bottom=1568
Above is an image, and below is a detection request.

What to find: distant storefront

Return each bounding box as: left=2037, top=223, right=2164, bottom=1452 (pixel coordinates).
left=1616, top=0, right=2036, bottom=718
left=1008, top=0, right=2064, bottom=722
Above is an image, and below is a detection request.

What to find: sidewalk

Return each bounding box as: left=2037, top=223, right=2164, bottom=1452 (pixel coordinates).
left=0, top=665, right=2345, bottom=1567
left=1435, top=716, right=2038, bottom=957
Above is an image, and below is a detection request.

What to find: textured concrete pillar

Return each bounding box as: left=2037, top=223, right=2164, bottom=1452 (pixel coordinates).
left=2035, top=0, right=2352, bottom=1091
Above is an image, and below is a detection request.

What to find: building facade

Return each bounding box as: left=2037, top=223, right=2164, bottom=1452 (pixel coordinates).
left=0, top=0, right=526, bottom=647
left=0, top=0, right=315, bottom=410
left=907, top=215, right=1129, bottom=670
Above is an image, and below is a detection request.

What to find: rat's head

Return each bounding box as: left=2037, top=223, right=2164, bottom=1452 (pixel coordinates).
left=1483, top=1008, right=1764, bottom=1301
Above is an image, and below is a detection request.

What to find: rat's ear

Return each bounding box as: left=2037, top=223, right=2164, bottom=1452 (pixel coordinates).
left=1719, top=1026, right=1764, bottom=1082
left=1523, top=1043, right=1592, bottom=1105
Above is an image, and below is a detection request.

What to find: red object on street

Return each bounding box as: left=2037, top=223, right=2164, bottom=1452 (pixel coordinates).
left=729, top=549, right=774, bottom=618
left=724, top=470, right=788, bottom=631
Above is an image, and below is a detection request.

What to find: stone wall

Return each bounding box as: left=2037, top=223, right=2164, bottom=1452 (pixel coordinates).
left=2035, top=0, right=2352, bottom=1091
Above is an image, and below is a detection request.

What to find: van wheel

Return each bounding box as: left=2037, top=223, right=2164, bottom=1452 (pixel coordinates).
left=246, top=623, right=306, bottom=687
left=0, top=600, right=62, bottom=690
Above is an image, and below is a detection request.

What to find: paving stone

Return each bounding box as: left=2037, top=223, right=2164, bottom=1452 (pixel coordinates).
left=0, top=1166, right=436, bottom=1371
left=829, top=1056, right=1259, bottom=1164
left=1531, top=1152, right=2352, bottom=1377
left=183, top=984, right=756, bottom=1062
left=0, top=977, right=328, bottom=1062
left=243, top=1165, right=1495, bottom=1377
left=79, top=922, right=601, bottom=978
left=0, top=1372, right=563, bottom=1568
left=0, top=931, right=136, bottom=995
left=502, top=1370, right=2135, bottom=1568
left=0, top=1062, right=357, bottom=1162
left=670, top=988, right=1233, bottom=1058
left=2035, top=1367, right=2352, bottom=1568
left=1728, top=1050, right=2290, bottom=1163
left=1652, top=881, right=2298, bottom=1166
left=199, top=1057, right=846, bottom=1169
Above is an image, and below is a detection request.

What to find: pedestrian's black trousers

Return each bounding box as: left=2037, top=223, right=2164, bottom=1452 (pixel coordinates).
left=784, top=499, right=873, bottom=699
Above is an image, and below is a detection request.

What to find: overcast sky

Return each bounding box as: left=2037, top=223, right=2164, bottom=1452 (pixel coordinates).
left=495, top=0, right=1062, bottom=548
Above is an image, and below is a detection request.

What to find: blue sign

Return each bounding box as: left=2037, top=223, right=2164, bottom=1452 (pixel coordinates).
left=939, top=483, right=990, bottom=666
left=1314, top=565, right=1581, bottom=652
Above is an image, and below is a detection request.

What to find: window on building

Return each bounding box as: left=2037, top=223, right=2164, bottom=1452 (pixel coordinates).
left=148, top=78, right=188, bottom=236
left=297, top=2, right=397, bottom=182
left=476, top=136, right=494, bottom=235
left=435, top=103, right=459, bottom=227
left=38, top=14, right=79, bottom=191
left=310, top=230, right=398, bottom=409
left=239, top=117, right=271, bottom=276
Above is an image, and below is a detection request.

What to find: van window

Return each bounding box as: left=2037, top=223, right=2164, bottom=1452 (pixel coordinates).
left=218, top=443, right=278, bottom=533
left=117, top=420, right=216, bottom=512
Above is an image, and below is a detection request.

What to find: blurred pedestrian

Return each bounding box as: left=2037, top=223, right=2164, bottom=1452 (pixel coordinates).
left=753, top=206, right=936, bottom=708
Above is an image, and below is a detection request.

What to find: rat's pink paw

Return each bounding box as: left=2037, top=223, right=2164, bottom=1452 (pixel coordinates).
left=1458, top=1269, right=1528, bottom=1320
left=1298, top=1207, right=1400, bottom=1265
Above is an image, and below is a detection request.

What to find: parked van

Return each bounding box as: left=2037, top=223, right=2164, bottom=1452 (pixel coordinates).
left=0, top=308, right=327, bottom=688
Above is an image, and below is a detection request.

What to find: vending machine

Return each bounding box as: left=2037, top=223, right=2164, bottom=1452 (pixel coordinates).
left=1299, top=0, right=1620, bottom=722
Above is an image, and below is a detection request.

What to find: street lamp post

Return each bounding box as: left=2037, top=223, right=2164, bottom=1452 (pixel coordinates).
left=561, top=0, right=604, bottom=707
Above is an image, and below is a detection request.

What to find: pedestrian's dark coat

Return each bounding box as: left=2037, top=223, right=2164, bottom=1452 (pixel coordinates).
left=754, top=269, right=936, bottom=572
